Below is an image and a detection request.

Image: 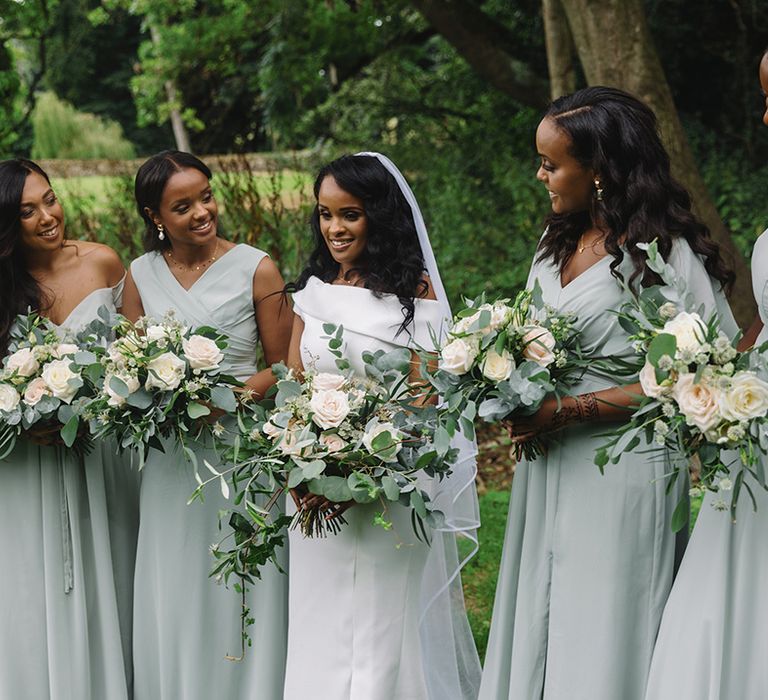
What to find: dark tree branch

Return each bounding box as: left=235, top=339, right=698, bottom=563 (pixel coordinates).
left=408, top=0, right=550, bottom=106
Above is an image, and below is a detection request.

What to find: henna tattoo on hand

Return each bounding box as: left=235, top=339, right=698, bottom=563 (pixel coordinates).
left=550, top=405, right=581, bottom=432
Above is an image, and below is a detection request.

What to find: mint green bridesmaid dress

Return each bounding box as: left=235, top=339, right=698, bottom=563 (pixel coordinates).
left=130, top=244, right=288, bottom=700
left=478, top=239, right=737, bottom=700
left=0, top=279, right=139, bottom=700
left=644, top=229, right=768, bottom=699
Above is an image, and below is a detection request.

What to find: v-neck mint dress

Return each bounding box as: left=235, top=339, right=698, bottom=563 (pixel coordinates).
left=643, top=228, right=768, bottom=699
left=0, top=279, right=137, bottom=700
left=130, top=244, right=288, bottom=700
left=478, top=239, right=737, bottom=700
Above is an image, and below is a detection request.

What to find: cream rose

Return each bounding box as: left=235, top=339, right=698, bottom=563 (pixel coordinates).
left=105, top=372, right=141, bottom=407
left=145, top=352, right=186, bottom=391
left=662, top=311, right=706, bottom=354
left=310, top=389, right=350, bottom=429
left=362, top=422, right=402, bottom=462
left=23, top=377, right=50, bottom=407
left=319, top=432, right=346, bottom=453
left=0, top=384, right=21, bottom=412
left=489, top=302, right=512, bottom=331
left=5, top=348, right=39, bottom=377
left=263, top=420, right=282, bottom=440
left=639, top=361, right=670, bottom=398
left=439, top=337, right=479, bottom=375
left=53, top=343, right=79, bottom=358
left=717, top=371, right=768, bottom=422
left=41, top=359, right=80, bottom=403
left=673, top=373, right=721, bottom=432
left=313, top=372, right=347, bottom=392
left=481, top=349, right=514, bottom=382
left=182, top=335, right=224, bottom=371
left=521, top=325, right=556, bottom=367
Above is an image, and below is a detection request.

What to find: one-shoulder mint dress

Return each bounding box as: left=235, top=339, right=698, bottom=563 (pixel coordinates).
left=0, top=279, right=139, bottom=700
left=130, top=244, right=288, bottom=700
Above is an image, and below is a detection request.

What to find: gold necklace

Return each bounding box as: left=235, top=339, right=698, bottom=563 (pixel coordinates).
left=166, top=239, right=220, bottom=272
left=335, top=270, right=360, bottom=286
left=577, top=234, right=606, bottom=254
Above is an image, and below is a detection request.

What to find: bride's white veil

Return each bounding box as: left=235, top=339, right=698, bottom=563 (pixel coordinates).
left=356, top=151, right=482, bottom=699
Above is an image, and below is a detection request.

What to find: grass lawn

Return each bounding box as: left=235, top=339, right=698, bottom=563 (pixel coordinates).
left=462, top=488, right=705, bottom=660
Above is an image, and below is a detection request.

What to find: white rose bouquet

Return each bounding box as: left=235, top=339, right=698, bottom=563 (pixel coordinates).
left=191, top=326, right=456, bottom=609
left=425, top=284, right=586, bottom=460
left=0, top=310, right=111, bottom=458
left=83, top=312, right=240, bottom=468
left=595, top=240, right=768, bottom=528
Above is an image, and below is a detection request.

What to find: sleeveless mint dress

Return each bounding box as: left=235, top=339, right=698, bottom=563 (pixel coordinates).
left=643, top=229, right=768, bottom=699
left=0, top=279, right=139, bottom=700
left=130, top=244, right=288, bottom=700
left=478, top=239, right=737, bottom=700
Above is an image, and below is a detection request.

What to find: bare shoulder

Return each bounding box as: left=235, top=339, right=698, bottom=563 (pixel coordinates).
left=253, top=255, right=287, bottom=295
left=70, top=240, right=126, bottom=284
left=419, top=273, right=438, bottom=301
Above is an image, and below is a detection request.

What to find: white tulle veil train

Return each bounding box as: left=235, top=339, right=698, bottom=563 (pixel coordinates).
left=357, top=151, right=482, bottom=699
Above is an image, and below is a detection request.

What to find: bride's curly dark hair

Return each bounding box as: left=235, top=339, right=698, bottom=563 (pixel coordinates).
left=536, top=86, right=734, bottom=292
left=290, top=154, right=429, bottom=332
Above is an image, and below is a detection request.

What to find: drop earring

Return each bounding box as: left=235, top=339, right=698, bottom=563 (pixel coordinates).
left=157, top=223, right=165, bottom=241
left=594, top=179, right=604, bottom=201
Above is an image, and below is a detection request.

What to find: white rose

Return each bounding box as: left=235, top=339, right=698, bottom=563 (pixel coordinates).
left=452, top=311, right=481, bottom=335
left=662, top=311, right=706, bottom=355
left=673, top=373, right=721, bottom=432
left=105, top=372, right=141, bottom=407
left=145, top=352, right=186, bottom=391
left=521, top=325, right=556, bottom=367
left=145, top=325, right=168, bottom=343
left=310, top=389, right=350, bottom=429
left=182, top=335, right=224, bottom=371
left=41, top=359, right=80, bottom=403
left=439, top=337, right=479, bottom=375
left=263, top=420, right=282, bottom=440
left=313, top=372, right=347, bottom=391
left=362, top=422, right=402, bottom=462
left=717, top=371, right=768, bottom=422
left=5, top=348, right=39, bottom=377
left=53, top=343, right=79, bottom=358
left=0, top=384, right=21, bottom=412
left=319, top=432, right=346, bottom=453
left=481, top=349, right=514, bottom=382
left=639, top=361, right=670, bottom=398
left=489, top=302, right=512, bottom=331
left=23, top=377, right=50, bottom=407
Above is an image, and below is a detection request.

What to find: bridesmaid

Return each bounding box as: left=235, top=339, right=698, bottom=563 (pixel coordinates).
left=122, top=150, right=292, bottom=700
left=0, top=158, right=134, bottom=699
left=643, top=48, right=768, bottom=699
left=283, top=152, right=481, bottom=700
left=478, top=87, right=737, bottom=700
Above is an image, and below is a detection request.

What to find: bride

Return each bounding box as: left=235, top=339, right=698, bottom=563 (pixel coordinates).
left=283, top=152, right=481, bottom=700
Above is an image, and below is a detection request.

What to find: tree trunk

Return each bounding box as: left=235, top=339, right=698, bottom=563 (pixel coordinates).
left=542, top=0, right=576, bottom=99
left=149, top=23, right=191, bottom=153
left=559, top=0, right=755, bottom=325
left=409, top=0, right=550, bottom=107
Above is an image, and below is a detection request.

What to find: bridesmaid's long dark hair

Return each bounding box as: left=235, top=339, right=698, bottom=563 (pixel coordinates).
left=536, top=86, right=734, bottom=291
left=134, top=150, right=213, bottom=252
left=0, top=158, right=53, bottom=355
left=291, top=154, right=429, bottom=332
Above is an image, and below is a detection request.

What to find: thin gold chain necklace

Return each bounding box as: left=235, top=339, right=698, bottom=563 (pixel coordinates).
left=577, top=234, right=606, bottom=254
left=166, top=239, right=220, bottom=272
